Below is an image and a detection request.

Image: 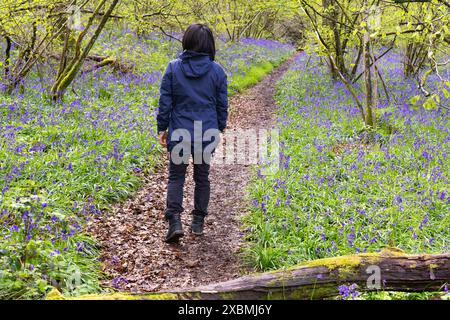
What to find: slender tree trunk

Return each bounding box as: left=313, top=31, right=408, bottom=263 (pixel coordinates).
left=57, top=27, right=71, bottom=81
left=231, top=0, right=237, bottom=41
left=22, top=22, right=37, bottom=64
left=322, top=0, right=347, bottom=79
left=4, top=36, right=11, bottom=79
left=370, top=44, right=378, bottom=117
left=363, top=0, right=375, bottom=127
left=322, top=0, right=337, bottom=79
left=404, top=43, right=415, bottom=77
left=351, top=42, right=363, bottom=79
left=52, top=0, right=108, bottom=94
left=51, top=0, right=119, bottom=101
left=56, top=2, right=76, bottom=80
left=404, top=43, right=427, bottom=78
left=333, top=13, right=346, bottom=77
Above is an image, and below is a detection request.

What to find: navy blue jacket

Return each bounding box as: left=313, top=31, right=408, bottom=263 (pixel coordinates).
left=157, top=50, right=228, bottom=150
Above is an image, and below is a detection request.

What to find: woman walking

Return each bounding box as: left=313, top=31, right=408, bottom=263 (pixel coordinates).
left=157, top=24, right=228, bottom=243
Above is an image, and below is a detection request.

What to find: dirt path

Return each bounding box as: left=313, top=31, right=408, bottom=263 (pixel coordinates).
left=87, top=53, right=299, bottom=293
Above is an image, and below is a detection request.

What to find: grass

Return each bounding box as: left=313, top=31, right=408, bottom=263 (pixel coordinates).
left=229, top=61, right=275, bottom=94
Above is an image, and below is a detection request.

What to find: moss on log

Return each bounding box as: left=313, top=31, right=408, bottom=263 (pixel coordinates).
left=47, top=248, right=450, bottom=300
left=46, top=289, right=180, bottom=300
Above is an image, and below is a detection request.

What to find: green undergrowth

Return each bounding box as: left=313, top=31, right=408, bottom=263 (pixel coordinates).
left=229, top=61, right=276, bottom=94
left=243, top=52, right=450, bottom=300
left=0, top=31, right=294, bottom=299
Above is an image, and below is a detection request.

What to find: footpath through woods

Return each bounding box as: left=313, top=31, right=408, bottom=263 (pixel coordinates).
left=88, top=53, right=300, bottom=292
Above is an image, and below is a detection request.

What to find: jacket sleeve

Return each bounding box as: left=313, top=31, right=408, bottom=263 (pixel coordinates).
left=156, top=62, right=173, bottom=133
left=216, top=69, right=228, bottom=132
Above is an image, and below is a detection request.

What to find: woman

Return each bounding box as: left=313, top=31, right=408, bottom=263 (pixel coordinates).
left=157, top=24, right=228, bottom=243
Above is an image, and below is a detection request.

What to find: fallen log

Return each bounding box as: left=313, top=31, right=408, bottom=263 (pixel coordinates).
left=82, top=56, right=134, bottom=74
left=47, top=248, right=450, bottom=300
left=81, top=57, right=115, bottom=74
left=48, top=54, right=134, bottom=74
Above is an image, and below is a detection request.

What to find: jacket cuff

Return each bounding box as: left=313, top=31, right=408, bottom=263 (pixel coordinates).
left=157, top=125, right=167, bottom=133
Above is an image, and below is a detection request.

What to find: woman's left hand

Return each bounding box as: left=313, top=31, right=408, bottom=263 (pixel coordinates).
left=159, top=131, right=168, bottom=147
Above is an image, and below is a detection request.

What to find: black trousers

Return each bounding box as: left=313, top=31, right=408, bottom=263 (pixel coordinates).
left=165, top=154, right=211, bottom=220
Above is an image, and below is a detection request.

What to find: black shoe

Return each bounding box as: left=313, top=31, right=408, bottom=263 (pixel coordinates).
left=165, top=214, right=184, bottom=243
left=191, top=214, right=205, bottom=235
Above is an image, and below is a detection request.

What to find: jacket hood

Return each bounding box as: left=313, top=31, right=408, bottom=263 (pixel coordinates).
left=179, top=50, right=212, bottom=78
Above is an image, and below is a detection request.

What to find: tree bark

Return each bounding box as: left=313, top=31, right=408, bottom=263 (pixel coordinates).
left=22, top=22, right=37, bottom=64
left=48, top=249, right=450, bottom=300
left=322, top=0, right=347, bottom=79
left=363, top=0, right=375, bottom=127
left=404, top=43, right=427, bottom=78
left=56, top=23, right=72, bottom=81
left=322, top=0, right=337, bottom=79
left=4, top=36, right=11, bottom=79
left=350, top=42, right=363, bottom=79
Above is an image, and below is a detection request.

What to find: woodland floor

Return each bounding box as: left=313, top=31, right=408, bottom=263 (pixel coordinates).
left=87, top=53, right=299, bottom=293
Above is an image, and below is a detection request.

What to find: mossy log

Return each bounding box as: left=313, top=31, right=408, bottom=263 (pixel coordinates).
left=82, top=56, right=134, bottom=74
left=47, top=249, right=450, bottom=300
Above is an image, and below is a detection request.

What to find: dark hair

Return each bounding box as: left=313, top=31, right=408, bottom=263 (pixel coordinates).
left=182, top=24, right=216, bottom=61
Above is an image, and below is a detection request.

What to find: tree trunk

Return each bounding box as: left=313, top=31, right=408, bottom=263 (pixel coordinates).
left=350, top=42, right=363, bottom=79
left=22, top=22, right=37, bottom=64
left=404, top=43, right=415, bottom=77
left=362, top=1, right=375, bottom=127
left=332, top=13, right=346, bottom=78
left=47, top=249, right=450, bottom=300
left=4, top=36, right=11, bottom=79
left=404, top=43, right=427, bottom=78
left=57, top=29, right=70, bottom=81
left=51, top=0, right=119, bottom=101
left=322, top=0, right=347, bottom=80
left=322, top=0, right=336, bottom=79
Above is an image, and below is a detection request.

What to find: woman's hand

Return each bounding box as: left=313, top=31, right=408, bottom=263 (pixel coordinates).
left=159, top=131, right=168, bottom=147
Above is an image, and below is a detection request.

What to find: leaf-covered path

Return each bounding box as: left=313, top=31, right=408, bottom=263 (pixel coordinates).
left=88, top=53, right=299, bottom=292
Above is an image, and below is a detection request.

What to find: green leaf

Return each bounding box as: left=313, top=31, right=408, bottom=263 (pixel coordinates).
left=443, top=88, right=450, bottom=99
left=37, top=279, right=49, bottom=293
left=423, top=97, right=436, bottom=110
left=409, top=95, right=421, bottom=105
